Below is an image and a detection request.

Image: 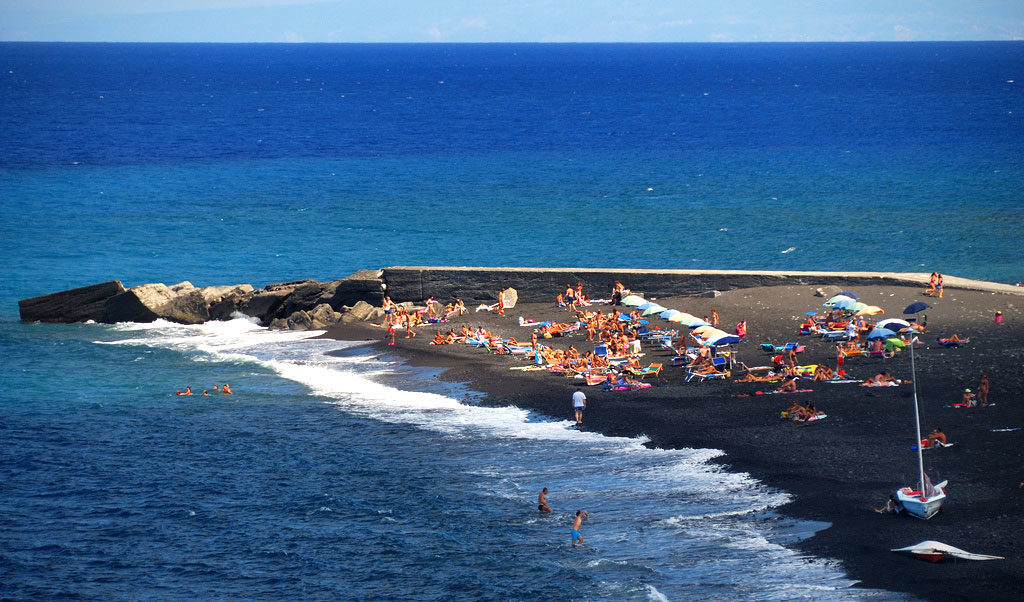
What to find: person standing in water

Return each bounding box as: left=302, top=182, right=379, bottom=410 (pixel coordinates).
left=538, top=488, right=553, bottom=513
left=571, top=510, right=589, bottom=545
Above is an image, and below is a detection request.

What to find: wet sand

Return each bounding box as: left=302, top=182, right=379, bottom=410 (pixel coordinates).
left=321, top=283, right=1024, bottom=600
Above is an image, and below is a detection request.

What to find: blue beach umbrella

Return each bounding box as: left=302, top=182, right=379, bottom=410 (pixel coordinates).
left=904, top=301, right=931, bottom=315
left=867, top=327, right=897, bottom=340
left=706, top=333, right=742, bottom=346
left=877, top=318, right=911, bottom=330
left=830, top=298, right=855, bottom=310
left=836, top=291, right=859, bottom=299
left=687, top=320, right=712, bottom=329
left=825, top=294, right=855, bottom=307
left=805, top=311, right=818, bottom=316
left=637, top=302, right=656, bottom=310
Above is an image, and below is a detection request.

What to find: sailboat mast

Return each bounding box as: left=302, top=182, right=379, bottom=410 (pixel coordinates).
left=909, top=335, right=926, bottom=493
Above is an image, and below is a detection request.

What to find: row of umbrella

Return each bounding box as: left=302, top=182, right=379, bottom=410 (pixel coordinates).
left=619, top=295, right=742, bottom=346
left=823, top=293, right=886, bottom=316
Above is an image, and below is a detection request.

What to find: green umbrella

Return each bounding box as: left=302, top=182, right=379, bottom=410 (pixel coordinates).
left=621, top=295, right=647, bottom=307
left=641, top=304, right=667, bottom=316
left=885, top=337, right=906, bottom=350
left=846, top=301, right=869, bottom=313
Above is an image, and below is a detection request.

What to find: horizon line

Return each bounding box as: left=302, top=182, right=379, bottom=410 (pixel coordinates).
left=2, top=39, right=1021, bottom=44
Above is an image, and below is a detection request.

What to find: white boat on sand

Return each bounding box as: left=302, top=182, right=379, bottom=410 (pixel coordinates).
left=892, top=540, right=1004, bottom=563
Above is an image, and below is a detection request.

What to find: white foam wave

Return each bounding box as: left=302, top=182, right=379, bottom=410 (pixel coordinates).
left=96, top=316, right=797, bottom=543
left=645, top=585, right=670, bottom=602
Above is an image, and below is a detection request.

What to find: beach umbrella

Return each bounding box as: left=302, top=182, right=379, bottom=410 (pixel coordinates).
left=877, top=318, right=911, bottom=330
left=621, top=295, right=646, bottom=307
left=641, top=304, right=667, bottom=317
left=845, top=302, right=869, bottom=313
left=668, top=312, right=693, bottom=323
left=636, top=302, right=656, bottom=310
left=706, top=333, right=742, bottom=346
left=867, top=327, right=897, bottom=340
left=854, top=305, right=885, bottom=316
left=825, top=294, right=855, bottom=307
left=829, top=298, right=856, bottom=309
left=500, top=287, right=518, bottom=309
left=885, top=337, right=906, bottom=350
left=805, top=311, right=818, bottom=316
left=903, top=301, right=931, bottom=315
left=691, top=325, right=719, bottom=337
left=659, top=309, right=682, bottom=320
left=685, top=319, right=712, bottom=328
left=836, top=290, right=859, bottom=299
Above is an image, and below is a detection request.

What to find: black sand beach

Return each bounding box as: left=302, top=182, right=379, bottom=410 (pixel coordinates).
left=322, top=283, right=1024, bottom=600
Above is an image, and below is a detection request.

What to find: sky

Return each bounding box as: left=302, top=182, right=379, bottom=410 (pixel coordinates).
left=1, top=0, right=1022, bottom=43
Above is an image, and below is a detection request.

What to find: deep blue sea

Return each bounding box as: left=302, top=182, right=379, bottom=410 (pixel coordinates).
left=2, top=42, right=1021, bottom=599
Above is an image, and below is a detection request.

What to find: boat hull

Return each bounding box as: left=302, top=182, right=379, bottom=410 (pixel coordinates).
left=896, top=487, right=945, bottom=520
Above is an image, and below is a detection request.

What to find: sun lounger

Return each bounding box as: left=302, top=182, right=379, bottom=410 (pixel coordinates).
left=628, top=363, right=663, bottom=379
left=821, top=330, right=850, bottom=340
left=685, top=357, right=728, bottom=382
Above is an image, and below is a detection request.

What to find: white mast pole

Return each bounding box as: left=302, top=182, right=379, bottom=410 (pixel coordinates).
left=909, top=333, right=925, bottom=497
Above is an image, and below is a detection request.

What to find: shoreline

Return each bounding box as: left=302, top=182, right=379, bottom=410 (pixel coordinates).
left=321, top=283, right=1023, bottom=600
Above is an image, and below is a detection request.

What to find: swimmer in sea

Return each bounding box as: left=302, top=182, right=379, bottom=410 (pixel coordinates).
left=222, top=383, right=233, bottom=395
left=538, top=488, right=553, bottom=513
left=571, top=510, right=589, bottom=546
left=176, top=386, right=192, bottom=396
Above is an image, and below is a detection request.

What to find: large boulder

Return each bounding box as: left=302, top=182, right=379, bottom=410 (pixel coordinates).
left=273, top=281, right=330, bottom=319
left=237, top=288, right=292, bottom=323
left=309, top=303, right=342, bottom=328
left=341, top=300, right=376, bottom=323
left=205, top=285, right=256, bottom=320
left=103, top=282, right=178, bottom=323
left=325, top=269, right=385, bottom=307
left=103, top=281, right=254, bottom=324
left=19, top=280, right=126, bottom=323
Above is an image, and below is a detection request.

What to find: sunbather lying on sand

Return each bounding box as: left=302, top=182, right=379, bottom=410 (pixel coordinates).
left=783, top=401, right=822, bottom=421
left=735, top=371, right=778, bottom=383
left=938, top=334, right=969, bottom=344
left=862, top=371, right=898, bottom=387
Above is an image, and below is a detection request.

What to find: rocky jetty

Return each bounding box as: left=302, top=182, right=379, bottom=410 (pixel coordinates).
left=19, top=270, right=387, bottom=330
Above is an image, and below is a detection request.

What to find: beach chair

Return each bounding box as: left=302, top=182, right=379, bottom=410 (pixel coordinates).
left=685, top=357, right=728, bottom=382
left=838, top=346, right=863, bottom=358
left=822, top=330, right=851, bottom=341
left=630, top=363, right=663, bottom=379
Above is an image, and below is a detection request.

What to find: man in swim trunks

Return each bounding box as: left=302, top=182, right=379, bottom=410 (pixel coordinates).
left=571, top=510, right=588, bottom=545
left=538, top=488, right=553, bottom=513
left=572, top=388, right=586, bottom=425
